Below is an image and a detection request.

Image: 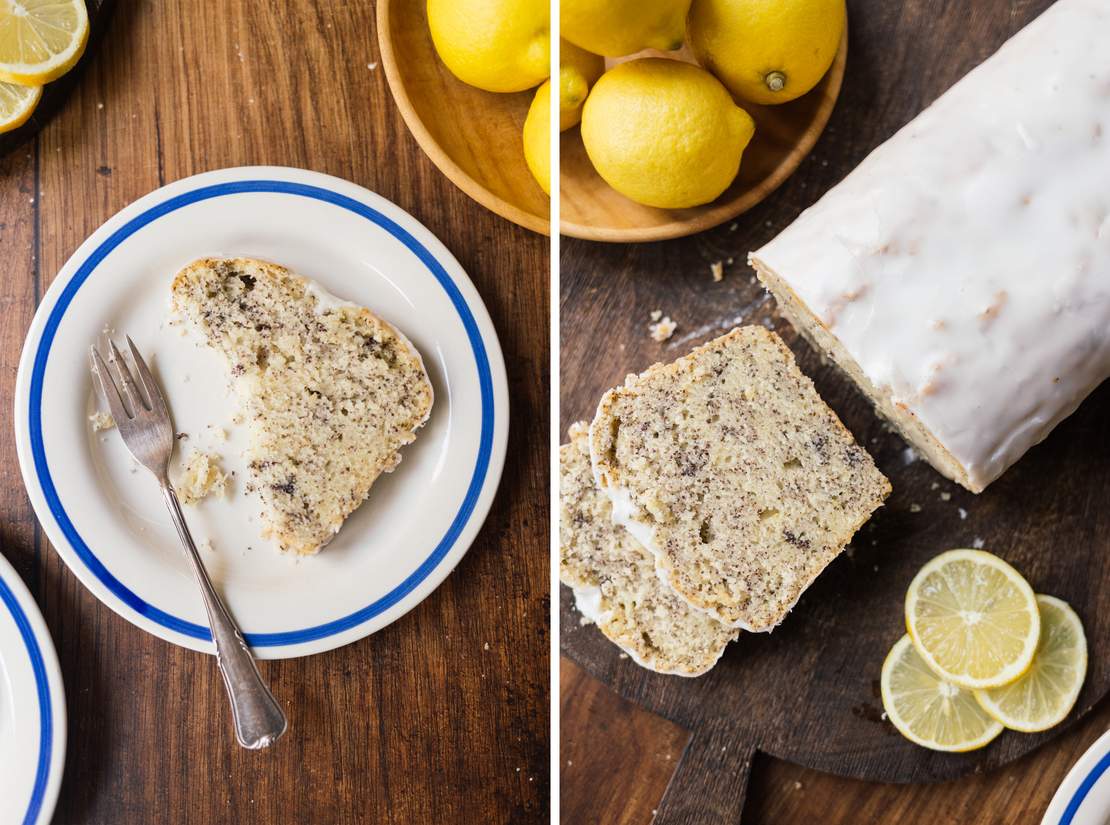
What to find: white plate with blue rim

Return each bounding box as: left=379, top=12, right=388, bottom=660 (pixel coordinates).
left=1042, top=728, right=1110, bottom=825
left=0, top=552, right=66, bottom=825
left=14, top=166, right=509, bottom=659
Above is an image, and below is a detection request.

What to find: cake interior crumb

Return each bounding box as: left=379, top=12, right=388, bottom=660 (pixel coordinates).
left=649, top=316, right=677, bottom=342
left=176, top=448, right=229, bottom=505
left=89, top=410, right=116, bottom=432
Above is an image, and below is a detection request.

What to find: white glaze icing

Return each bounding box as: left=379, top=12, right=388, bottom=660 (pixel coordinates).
left=571, top=583, right=607, bottom=625
left=752, top=0, right=1110, bottom=491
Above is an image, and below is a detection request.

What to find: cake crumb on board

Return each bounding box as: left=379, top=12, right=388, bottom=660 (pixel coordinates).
left=649, top=316, right=677, bottom=342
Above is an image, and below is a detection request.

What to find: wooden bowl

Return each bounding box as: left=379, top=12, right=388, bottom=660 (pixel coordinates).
left=560, top=32, right=847, bottom=242
left=377, top=0, right=550, bottom=235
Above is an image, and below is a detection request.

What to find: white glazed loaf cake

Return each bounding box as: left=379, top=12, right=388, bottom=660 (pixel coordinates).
left=750, top=0, right=1110, bottom=493
left=171, top=257, right=434, bottom=555
left=561, top=423, right=738, bottom=676
left=589, top=327, right=890, bottom=632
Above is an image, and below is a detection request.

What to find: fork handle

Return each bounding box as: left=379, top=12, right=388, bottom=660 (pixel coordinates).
left=161, top=483, right=288, bottom=749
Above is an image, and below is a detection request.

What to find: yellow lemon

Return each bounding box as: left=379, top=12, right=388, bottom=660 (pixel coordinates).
left=0, top=79, right=40, bottom=132
left=427, top=0, right=548, bottom=93
left=580, top=59, right=755, bottom=209
left=558, top=40, right=604, bottom=131
left=523, top=80, right=550, bottom=194
left=0, top=0, right=88, bottom=86
left=688, top=0, right=845, bottom=105
left=905, top=549, right=1040, bottom=690
left=561, top=0, right=691, bottom=58
left=881, top=635, right=1004, bottom=753
left=975, top=595, right=1087, bottom=733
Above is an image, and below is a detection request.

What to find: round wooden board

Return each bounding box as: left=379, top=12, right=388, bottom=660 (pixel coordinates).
left=561, top=333, right=1110, bottom=797
left=559, top=32, right=846, bottom=243
left=559, top=2, right=1108, bottom=813
left=376, top=0, right=550, bottom=236
left=0, top=0, right=111, bottom=159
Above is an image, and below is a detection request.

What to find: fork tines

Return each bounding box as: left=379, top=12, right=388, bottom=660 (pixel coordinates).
left=89, top=337, right=167, bottom=422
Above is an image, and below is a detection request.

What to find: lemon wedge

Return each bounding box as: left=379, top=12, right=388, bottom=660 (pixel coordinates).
left=974, top=595, right=1087, bottom=732
left=905, top=548, right=1040, bottom=690
left=0, top=78, right=40, bottom=132
left=0, top=0, right=90, bottom=86
left=881, top=634, right=1004, bottom=752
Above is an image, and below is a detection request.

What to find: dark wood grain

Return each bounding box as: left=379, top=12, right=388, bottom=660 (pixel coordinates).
left=0, top=0, right=549, bottom=822
left=560, top=0, right=1107, bottom=819
left=563, top=657, right=1110, bottom=825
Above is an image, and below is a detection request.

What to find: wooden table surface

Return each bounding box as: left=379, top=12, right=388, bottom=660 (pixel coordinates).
left=559, top=0, right=1106, bottom=821
left=0, top=1, right=548, bottom=822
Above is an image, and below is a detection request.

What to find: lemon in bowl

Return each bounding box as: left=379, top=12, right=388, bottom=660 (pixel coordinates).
left=579, top=59, right=755, bottom=209
left=688, top=0, right=845, bottom=105
left=561, top=0, right=691, bottom=57
left=426, top=0, right=549, bottom=93
left=558, top=40, right=604, bottom=130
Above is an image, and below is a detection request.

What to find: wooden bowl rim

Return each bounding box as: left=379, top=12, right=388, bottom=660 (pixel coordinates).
left=559, top=27, right=848, bottom=243
left=376, top=0, right=551, bottom=236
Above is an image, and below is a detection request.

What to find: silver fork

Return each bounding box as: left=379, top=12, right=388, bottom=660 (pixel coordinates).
left=90, top=336, right=287, bottom=750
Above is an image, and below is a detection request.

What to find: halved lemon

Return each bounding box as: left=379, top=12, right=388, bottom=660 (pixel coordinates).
left=0, top=79, right=40, bottom=132
left=905, top=548, right=1040, bottom=690
left=881, top=635, right=1004, bottom=752
left=974, top=595, right=1087, bottom=732
left=0, top=0, right=89, bottom=86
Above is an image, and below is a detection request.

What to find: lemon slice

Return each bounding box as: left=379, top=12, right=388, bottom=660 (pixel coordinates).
left=905, top=548, right=1040, bottom=690
left=0, top=0, right=89, bottom=86
left=974, top=595, right=1087, bottom=732
left=0, top=79, right=40, bottom=132
left=881, top=635, right=1004, bottom=752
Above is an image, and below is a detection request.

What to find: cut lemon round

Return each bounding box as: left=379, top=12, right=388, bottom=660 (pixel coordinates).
left=0, top=0, right=89, bottom=86
left=0, top=79, right=40, bottom=132
left=905, top=548, right=1040, bottom=690
left=881, top=634, right=1004, bottom=752
left=974, top=595, right=1087, bottom=732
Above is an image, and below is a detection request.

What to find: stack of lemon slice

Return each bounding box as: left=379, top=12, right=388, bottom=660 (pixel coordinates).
left=881, top=549, right=1087, bottom=752
left=0, top=0, right=89, bottom=134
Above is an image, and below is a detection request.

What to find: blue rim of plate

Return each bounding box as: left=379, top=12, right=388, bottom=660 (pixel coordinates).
left=1057, top=750, right=1110, bottom=825
left=27, top=179, right=494, bottom=647
left=0, top=572, right=53, bottom=825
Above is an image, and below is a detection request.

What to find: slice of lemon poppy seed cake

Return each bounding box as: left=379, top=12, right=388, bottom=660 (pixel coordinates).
left=171, top=257, right=433, bottom=555
left=561, top=422, right=738, bottom=676
left=589, top=326, right=890, bottom=632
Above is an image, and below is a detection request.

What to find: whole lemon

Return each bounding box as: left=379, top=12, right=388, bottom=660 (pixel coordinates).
left=580, top=59, right=755, bottom=209
left=561, top=0, right=691, bottom=57
left=427, top=0, right=549, bottom=93
left=523, top=80, right=551, bottom=194
left=559, top=40, right=605, bottom=130
left=688, top=0, right=846, bottom=105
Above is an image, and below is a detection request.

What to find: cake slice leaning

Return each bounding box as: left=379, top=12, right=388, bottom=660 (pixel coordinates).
left=171, top=257, right=434, bottom=555
left=561, top=422, right=737, bottom=677
left=589, top=326, right=890, bottom=632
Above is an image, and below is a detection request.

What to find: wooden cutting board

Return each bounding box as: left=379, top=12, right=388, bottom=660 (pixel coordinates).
left=0, top=0, right=111, bottom=158
left=560, top=1, right=1109, bottom=822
